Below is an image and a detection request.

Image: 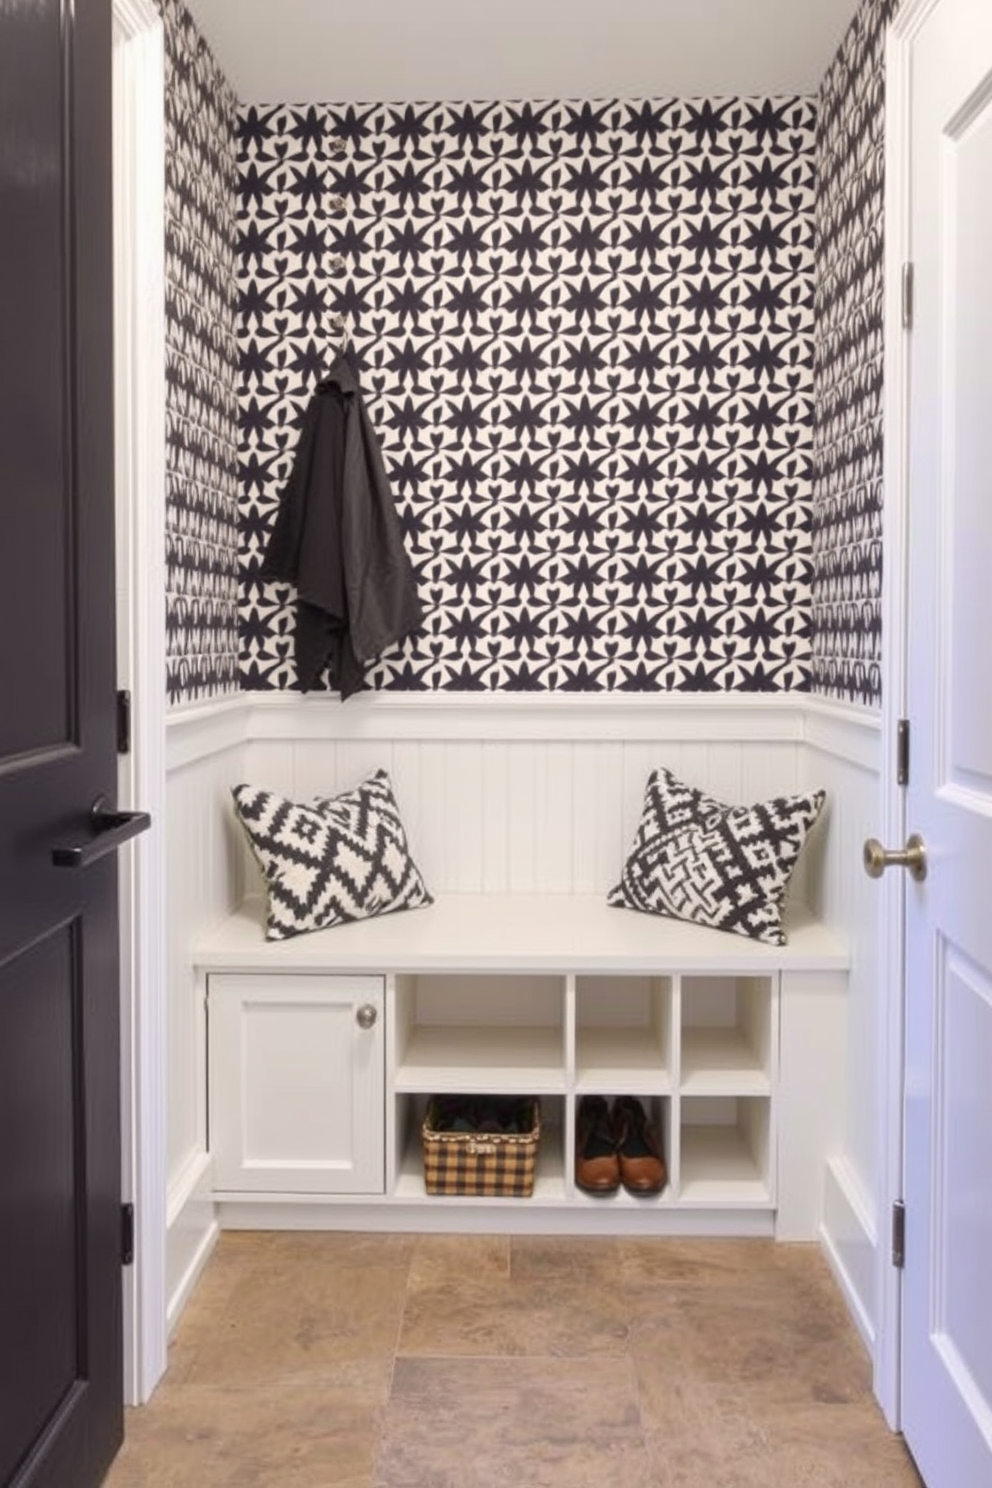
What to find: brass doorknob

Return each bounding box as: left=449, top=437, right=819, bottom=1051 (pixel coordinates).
left=863, top=834, right=927, bottom=882
left=356, top=1003, right=378, bottom=1029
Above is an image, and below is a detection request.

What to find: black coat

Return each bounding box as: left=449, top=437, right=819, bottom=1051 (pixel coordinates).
left=260, top=353, right=422, bottom=698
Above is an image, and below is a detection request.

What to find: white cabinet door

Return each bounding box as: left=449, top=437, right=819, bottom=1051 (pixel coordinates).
left=209, top=974, right=385, bottom=1195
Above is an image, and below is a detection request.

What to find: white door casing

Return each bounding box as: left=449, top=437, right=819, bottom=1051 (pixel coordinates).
left=112, top=0, right=168, bottom=1405
left=890, top=0, right=992, bottom=1481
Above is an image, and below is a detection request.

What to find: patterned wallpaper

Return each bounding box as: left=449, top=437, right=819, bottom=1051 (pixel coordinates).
left=810, top=0, right=897, bottom=708
left=161, top=0, right=241, bottom=705
left=237, top=99, right=818, bottom=694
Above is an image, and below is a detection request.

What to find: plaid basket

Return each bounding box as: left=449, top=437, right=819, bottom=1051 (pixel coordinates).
left=422, top=1097, right=541, bottom=1197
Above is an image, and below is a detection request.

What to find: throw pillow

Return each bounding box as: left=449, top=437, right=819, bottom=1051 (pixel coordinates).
left=608, top=768, right=825, bottom=945
left=232, top=768, right=432, bottom=941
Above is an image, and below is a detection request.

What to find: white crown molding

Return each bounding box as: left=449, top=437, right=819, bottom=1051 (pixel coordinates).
left=888, top=0, right=943, bottom=43
left=113, top=0, right=160, bottom=40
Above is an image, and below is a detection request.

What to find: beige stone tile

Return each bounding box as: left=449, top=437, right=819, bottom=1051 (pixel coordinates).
left=645, top=1401, right=924, bottom=1488
left=374, top=1356, right=652, bottom=1488
left=629, top=1281, right=872, bottom=1426
left=169, top=1232, right=270, bottom=1317
left=510, top=1234, right=622, bottom=1284
left=103, top=1364, right=388, bottom=1488
left=406, top=1233, right=510, bottom=1286
left=398, top=1265, right=631, bottom=1358
left=761, top=1403, right=925, bottom=1485
left=168, top=1263, right=408, bottom=1386
left=617, top=1238, right=844, bottom=1302
left=618, top=1236, right=783, bottom=1289
left=252, top=1230, right=416, bottom=1272
left=110, top=1230, right=917, bottom=1488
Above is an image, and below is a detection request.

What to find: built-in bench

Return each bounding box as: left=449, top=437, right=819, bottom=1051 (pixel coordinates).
left=195, top=889, right=848, bottom=1240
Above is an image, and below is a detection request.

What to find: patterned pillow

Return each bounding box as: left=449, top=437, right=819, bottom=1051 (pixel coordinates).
left=232, top=769, right=432, bottom=941
left=607, top=768, right=825, bottom=945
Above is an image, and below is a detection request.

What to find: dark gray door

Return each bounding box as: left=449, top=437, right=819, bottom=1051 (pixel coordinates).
left=0, top=0, right=126, bottom=1484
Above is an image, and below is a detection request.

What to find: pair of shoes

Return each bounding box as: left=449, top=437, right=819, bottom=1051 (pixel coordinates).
left=575, top=1095, right=667, bottom=1197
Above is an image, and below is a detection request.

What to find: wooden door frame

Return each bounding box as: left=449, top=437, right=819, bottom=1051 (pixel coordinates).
left=878, top=0, right=944, bottom=1431
left=112, top=0, right=168, bottom=1405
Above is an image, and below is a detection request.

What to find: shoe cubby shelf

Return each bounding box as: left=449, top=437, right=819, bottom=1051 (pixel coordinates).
left=198, top=896, right=848, bottom=1239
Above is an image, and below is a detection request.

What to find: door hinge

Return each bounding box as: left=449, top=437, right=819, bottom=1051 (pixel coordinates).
left=116, top=689, right=132, bottom=755
left=121, top=1202, right=135, bottom=1267
left=897, top=718, right=910, bottom=786
left=902, top=262, right=914, bottom=330
left=892, top=1199, right=906, bottom=1269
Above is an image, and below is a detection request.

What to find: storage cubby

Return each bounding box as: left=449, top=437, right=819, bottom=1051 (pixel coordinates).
left=392, top=1091, right=567, bottom=1203
left=392, top=973, right=567, bottom=1095
left=680, top=975, right=775, bottom=1096
left=679, top=1096, right=773, bottom=1206
left=574, top=975, right=673, bottom=1093
left=568, top=1091, right=672, bottom=1205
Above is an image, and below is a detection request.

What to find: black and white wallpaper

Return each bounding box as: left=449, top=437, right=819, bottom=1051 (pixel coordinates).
left=810, top=0, right=897, bottom=708
left=237, top=99, right=818, bottom=694
left=160, top=0, right=241, bottom=705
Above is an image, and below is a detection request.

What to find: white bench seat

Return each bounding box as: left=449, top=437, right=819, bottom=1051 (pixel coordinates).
left=195, top=893, right=848, bottom=975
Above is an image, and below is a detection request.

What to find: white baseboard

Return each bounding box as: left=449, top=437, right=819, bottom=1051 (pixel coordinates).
left=820, top=1154, right=877, bottom=1355
left=215, top=1199, right=776, bottom=1238
left=166, top=1218, right=219, bottom=1341
left=165, top=1149, right=217, bottom=1340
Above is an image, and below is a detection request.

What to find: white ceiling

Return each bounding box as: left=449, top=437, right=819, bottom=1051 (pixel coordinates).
left=183, top=0, right=863, bottom=105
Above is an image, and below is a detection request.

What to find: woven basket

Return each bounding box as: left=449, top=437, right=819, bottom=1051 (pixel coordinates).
left=422, top=1097, right=541, bottom=1197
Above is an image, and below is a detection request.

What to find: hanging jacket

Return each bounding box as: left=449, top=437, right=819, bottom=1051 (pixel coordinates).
left=260, top=351, right=422, bottom=699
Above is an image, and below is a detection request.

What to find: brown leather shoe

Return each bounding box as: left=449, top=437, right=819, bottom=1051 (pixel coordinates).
left=575, top=1095, right=620, bottom=1195
left=613, top=1096, right=667, bottom=1196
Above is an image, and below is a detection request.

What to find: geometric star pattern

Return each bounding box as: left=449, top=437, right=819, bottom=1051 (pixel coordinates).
left=161, top=0, right=242, bottom=705
left=237, top=97, right=819, bottom=694
left=811, top=0, right=898, bottom=709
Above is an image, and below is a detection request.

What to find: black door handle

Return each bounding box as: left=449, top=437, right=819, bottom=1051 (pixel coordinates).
left=51, top=797, right=152, bottom=868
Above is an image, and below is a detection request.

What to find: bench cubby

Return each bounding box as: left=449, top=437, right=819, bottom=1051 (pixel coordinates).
left=196, top=893, right=846, bottom=1237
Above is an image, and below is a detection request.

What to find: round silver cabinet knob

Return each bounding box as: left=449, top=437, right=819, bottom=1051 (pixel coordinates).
left=356, top=1003, right=378, bottom=1030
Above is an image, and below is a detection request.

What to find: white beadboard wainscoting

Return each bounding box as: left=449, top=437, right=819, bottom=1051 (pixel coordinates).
left=163, top=704, right=249, bottom=1326
left=163, top=693, right=882, bottom=1339
left=801, top=706, right=885, bottom=1352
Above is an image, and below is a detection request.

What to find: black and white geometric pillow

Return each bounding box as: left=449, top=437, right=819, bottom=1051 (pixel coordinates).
left=232, top=769, right=433, bottom=941
left=608, top=769, right=825, bottom=945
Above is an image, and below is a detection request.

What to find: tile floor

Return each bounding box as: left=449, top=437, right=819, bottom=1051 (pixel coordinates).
left=104, top=1233, right=925, bottom=1488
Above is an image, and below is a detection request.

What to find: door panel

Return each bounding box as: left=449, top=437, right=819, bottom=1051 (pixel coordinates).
left=0, top=0, right=124, bottom=1484
left=0, top=929, right=79, bottom=1488
left=0, top=0, right=72, bottom=760
left=945, top=92, right=992, bottom=784
left=902, top=1, right=992, bottom=1484
left=935, top=947, right=992, bottom=1406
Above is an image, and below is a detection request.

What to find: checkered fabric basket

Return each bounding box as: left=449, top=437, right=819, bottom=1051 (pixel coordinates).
left=422, top=1097, right=541, bottom=1197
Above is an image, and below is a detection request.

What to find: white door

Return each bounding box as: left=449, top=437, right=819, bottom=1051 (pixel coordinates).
left=901, top=1, right=992, bottom=1483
